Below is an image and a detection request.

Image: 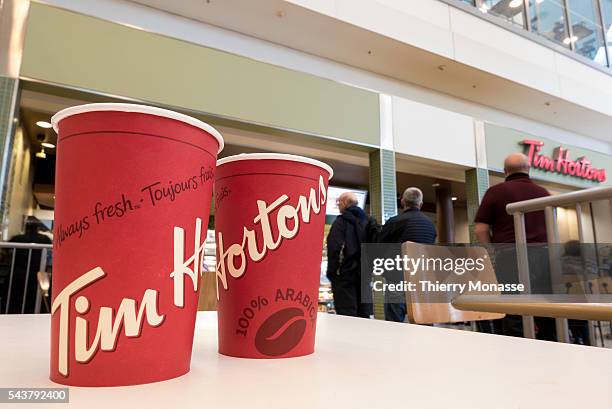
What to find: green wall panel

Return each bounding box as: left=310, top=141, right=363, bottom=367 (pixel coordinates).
left=485, top=123, right=611, bottom=188
left=21, top=3, right=380, bottom=146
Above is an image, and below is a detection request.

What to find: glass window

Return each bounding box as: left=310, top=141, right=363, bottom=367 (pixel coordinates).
left=458, top=0, right=476, bottom=5
left=528, top=0, right=570, bottom=48
left=479, top=0, right=526, bottom=28
left=566, top=0, right=606, bottom=65
left=601, top=0, right=612, bottom=67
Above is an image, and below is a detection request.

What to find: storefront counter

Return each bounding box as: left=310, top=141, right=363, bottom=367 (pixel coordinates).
left=1, top=312, right=611, bottom=408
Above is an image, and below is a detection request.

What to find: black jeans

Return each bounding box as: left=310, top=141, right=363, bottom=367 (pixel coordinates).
left=492, top=246, right=556, bottom=340
left=329, top=270, right=372, bottom=318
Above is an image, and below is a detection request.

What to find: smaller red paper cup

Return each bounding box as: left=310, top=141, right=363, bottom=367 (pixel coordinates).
left=50, top=103, right=223, bottom=386
left=214, top=153, right=333, bottom=358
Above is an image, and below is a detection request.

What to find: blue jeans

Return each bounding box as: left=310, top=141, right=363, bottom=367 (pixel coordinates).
left=385, top=302, right=407, bottom=322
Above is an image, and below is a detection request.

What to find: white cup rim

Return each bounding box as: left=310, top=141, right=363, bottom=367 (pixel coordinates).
left=51, top=103, right=224, bottom=153
left=217, top=153, right=333, bottom=179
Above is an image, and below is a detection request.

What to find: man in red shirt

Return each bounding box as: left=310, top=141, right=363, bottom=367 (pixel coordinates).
left=474, top=153, right=555, bottom=340
left=474, top=153, right=549, bottom=243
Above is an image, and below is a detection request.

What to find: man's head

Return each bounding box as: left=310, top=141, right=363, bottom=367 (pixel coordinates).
left=401, top=187, right=423, bottom=210
left=24, top=218, right=41, bottom=235
left=337, top=192, right=358, bottom=213
left=504, top=153, right=530, bottom=177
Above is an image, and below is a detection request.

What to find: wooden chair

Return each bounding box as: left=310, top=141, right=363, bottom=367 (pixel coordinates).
left=400, top=242, right=504, bottom=324
left=198, top=270, right=218, bottom=311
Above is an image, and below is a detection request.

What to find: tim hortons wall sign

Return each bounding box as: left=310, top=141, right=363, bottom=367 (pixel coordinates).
left=521, top=139, right=606, bottom=183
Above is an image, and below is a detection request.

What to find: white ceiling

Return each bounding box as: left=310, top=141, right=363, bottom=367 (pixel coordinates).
left=128, top=0, right=612, bottom=143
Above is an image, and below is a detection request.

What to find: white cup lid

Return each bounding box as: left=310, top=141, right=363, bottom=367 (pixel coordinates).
left=51, top=103, right=224, bottom=153
left=217, top=153, right=333, bottom=179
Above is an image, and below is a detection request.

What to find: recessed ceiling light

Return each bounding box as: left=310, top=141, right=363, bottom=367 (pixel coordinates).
left=36, top=121, right=52, bottom=129
left=509, top=0, right=522, bottom=8
left=41, top=142, right=55, bottom=149
left=451, top=197, right=458, bottom=201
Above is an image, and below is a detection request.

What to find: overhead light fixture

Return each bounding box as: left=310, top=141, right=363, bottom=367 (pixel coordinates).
left=451, top=197, right=458, bottom=201
left=36, top=148, right=46, bottom=159
left=36, top=121, right=52, bottom=129
left=41, top=142, right=55, bottom=149
left=509, top=0, right=522, bottom=8
left=563, top=36, right=578, bottom=45
left=432, top=183, right=441, bottom=188
left=479, top=4, right=489, bottom=13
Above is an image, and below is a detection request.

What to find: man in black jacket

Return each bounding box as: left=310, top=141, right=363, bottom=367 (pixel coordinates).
left=380, top=187, right=436, bottom=322
left=326, top=192, right=373, bottom=318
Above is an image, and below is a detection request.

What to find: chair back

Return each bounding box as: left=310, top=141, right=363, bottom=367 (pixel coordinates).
left=401, top=242, right=505, bottom=324
left=198, top=270, right=218, bottom=311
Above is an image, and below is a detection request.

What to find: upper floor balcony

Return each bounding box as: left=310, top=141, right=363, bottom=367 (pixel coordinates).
left=455, top=0, right=612, bottom=72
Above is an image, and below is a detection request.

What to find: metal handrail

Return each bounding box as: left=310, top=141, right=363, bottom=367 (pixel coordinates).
left=501, top=184, right=612, bottom=344
left=506, top=186, right=612, bottom=214
left=0, top=243, right=52, bottom=249
left=0, top=242, right=52, bottom=314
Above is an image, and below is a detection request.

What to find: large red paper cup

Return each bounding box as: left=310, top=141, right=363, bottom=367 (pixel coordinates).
left=49, top=103, right=223, bottom=386
left=214, top=153, right=333, bottom=358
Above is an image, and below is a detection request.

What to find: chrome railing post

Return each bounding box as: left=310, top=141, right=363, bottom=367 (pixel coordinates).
left=4, top=249, right=16, bottom=313
left=575, top=203, right=598, bottom=346
left=544, top=206, right=570, bottom=343
left=20, top=249, right=33, bottom=314
left=513, top=212, right=535, bottom=339
left=34, top=248, right=48, bottom=314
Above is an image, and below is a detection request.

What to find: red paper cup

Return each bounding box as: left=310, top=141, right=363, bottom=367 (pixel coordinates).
left=49, top=103, right=223, bottom=386
left=214, top=153, right=333, bottom=358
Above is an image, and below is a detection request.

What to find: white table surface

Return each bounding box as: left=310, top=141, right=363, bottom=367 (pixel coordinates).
left=1, top=311, right=611, bottom=409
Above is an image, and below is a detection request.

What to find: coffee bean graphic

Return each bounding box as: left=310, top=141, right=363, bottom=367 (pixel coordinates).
left=255, top=307, right=307, bottom=357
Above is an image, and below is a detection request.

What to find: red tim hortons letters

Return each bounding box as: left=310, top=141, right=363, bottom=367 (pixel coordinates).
left=214, top=153, right=333, bottom=358
left=521, top=139, right=606, bottom=183
left=50, top=104, right=223, bottom=386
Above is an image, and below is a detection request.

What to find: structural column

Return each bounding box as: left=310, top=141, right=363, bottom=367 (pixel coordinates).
left=435, top=184, right=455, bottom=244
left=369, top=148, right=397, bottom=320
left=0, top=0, right=28, bottom=239
left=0, top=76, right=19, bottom=240
left=368, top=149, right=397, bottom=224
left=465, top=168, right=490, bottom=243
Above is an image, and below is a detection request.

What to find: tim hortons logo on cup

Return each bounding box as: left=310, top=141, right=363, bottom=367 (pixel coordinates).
left=52, top=218, right=205, bottom=377
left=215, top=175, right=327, bottom=298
